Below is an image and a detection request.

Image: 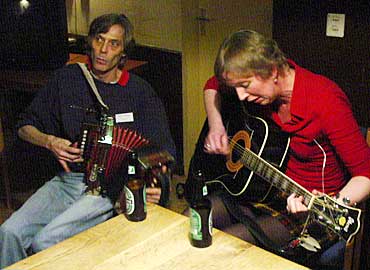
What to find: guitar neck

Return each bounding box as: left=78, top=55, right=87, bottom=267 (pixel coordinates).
left=240, top=145, right=314, bottom=205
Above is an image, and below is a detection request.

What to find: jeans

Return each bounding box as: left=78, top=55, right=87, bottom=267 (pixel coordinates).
left=0, top=172, right=114, bottom=268
left=316, top=240, right=346, bottom=270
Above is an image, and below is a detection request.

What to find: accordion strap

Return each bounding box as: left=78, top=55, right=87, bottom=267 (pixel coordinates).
left=77, top=62, right=109, bottom=111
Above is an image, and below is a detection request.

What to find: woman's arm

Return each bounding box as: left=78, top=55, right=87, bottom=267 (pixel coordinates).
left=287, top=176, right=370, bottom=214
left=335, top=176, right=370, bottom=205
left=203, top=89, right=229, bottom=155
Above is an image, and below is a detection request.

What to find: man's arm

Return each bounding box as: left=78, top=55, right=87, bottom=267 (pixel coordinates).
left=18, top=125, right=82, bottom=172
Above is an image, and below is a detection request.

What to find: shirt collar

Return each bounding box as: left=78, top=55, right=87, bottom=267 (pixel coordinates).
left=287, top=59, right=307, bottom=121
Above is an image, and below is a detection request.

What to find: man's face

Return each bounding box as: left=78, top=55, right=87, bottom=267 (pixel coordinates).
left=90, top=24, right=125, bottom=75
left=223, top=72, right=278, bottom=105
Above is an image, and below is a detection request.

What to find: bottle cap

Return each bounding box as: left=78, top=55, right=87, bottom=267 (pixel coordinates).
left=185, top=169, right=208, bottom=203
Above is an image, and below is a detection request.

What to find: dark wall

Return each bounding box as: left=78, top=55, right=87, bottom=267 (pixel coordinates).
left=0, top=0, right=69, bottom=70
left=273, top=0, right=370, bottom=127
left=130, top=45, right=183, bottom=174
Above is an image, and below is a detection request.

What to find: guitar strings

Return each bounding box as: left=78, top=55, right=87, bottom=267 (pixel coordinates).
left=227, top=137, right=353, bottom=242
left=228, top=137, right=312, bottom=202
left=228, top=138, right=334, bottom=213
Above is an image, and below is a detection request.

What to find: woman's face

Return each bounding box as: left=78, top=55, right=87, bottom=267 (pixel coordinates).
left=223, top=71, right=279, bottom=105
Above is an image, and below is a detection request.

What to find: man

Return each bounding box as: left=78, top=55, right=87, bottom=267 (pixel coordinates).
left=0, top=13, right=176, bottom=268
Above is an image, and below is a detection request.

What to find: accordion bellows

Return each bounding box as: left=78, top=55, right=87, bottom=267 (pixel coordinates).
left=80, top=123, right=149, bottom=193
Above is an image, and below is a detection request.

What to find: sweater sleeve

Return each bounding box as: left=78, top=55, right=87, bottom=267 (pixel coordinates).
left=136, top=82, right=177, bottom=161
left=16, top=71, right=62, bottom=136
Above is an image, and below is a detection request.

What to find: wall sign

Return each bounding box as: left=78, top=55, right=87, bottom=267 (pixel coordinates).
left=326, top=13, right=345, bottom=38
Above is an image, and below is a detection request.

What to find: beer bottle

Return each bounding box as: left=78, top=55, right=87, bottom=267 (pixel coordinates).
left=124, top=151, right=147, bottom=221
left=189, top=170, right=212, bottom=248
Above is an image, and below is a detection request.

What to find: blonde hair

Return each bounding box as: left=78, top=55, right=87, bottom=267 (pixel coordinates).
left=215, top=30, right=287, bottom=81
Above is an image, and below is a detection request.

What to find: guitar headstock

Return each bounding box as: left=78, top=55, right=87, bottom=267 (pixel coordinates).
left=310, top=194, right=361, bottom=243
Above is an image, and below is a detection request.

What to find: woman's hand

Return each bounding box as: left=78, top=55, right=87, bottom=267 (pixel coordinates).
left=204, top=124, right=229, bottom=155
left=286, top=190, right=321, bottom=214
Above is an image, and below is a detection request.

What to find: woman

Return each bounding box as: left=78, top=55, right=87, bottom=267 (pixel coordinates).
left=199, top=30, right=370, bottom=269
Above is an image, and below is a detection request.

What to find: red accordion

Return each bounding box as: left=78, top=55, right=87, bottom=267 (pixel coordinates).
left=78, top=118, right=174, bottom=206
left=79, top=118, right=149, bottom=195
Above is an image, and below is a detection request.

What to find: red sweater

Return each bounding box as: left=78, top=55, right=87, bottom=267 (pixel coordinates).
left=204, top=61, right=370, bottom=193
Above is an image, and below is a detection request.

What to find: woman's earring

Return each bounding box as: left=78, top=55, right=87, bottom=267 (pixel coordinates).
left=273, top=78, right=278, bottom=84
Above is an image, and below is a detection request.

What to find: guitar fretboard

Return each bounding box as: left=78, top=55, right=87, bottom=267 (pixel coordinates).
left=233, top=140, right=313, bottom=205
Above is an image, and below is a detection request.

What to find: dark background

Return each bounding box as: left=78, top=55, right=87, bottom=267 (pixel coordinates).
left=273, top=0, right=370, bottom=128
left=0, top=0, right=69, bottom=70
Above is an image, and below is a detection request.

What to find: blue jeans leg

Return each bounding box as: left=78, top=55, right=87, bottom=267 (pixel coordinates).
left=317, top=240, right=346, bottom=270
left=31, top=194, right=114, bottom=252
left=0, top=172, right=88, bottom=268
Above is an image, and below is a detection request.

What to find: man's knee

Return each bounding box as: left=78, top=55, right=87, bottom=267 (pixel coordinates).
left=31, top=231, right=53, bottom=253
left=0, top=222, right=23, bottom=241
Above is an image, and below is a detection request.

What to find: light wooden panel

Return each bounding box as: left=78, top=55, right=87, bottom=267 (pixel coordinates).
left=6, top=204, right=308, bottom=270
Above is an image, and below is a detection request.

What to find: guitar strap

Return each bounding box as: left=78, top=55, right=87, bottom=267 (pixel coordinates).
left=218, top=192, right=294, bottom=258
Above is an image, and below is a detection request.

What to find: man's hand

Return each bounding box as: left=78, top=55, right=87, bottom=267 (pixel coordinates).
left=46, top=136, right=82, bottom=172
left=18, top=125, right=82, bottom=172
left=146, top=187, right=161, bottom=204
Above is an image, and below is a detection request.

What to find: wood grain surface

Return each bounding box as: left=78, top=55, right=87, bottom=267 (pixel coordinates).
left=6, top=204, right=308, bottom=270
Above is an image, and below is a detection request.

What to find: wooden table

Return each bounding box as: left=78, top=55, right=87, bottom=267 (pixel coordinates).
left=6, top=204, right=308, bottom=270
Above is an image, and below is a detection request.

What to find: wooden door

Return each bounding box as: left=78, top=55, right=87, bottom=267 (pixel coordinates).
left=182, top=0, right=273, bottom=173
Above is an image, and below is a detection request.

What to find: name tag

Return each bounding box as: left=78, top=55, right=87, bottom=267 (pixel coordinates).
left=115, top=112, right=134, bottom=123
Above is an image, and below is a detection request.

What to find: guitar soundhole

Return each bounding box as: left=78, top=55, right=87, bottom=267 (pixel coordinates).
left=226, top=130, right=251, bottom=173
left=231, top=139, right=244, bottom=163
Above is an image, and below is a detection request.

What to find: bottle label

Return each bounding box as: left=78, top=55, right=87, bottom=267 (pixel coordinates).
left=143, top=187, right=147, bottom=213
left=209, top=208, right=213, bottom=236
left=202, top=185, right=208, bottom=196
left=190, top=208, right=203, bottom=240
left=124, top=185, right=135, bottom=215
left=128, top=165, right=135, bottom=175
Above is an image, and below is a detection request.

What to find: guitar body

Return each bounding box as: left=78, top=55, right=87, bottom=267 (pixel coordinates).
left=189, top=111, right=290, bottom=202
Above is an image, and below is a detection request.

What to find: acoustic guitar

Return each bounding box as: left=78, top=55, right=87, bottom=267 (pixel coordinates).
left=188, top=112, right=361, bottom=243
